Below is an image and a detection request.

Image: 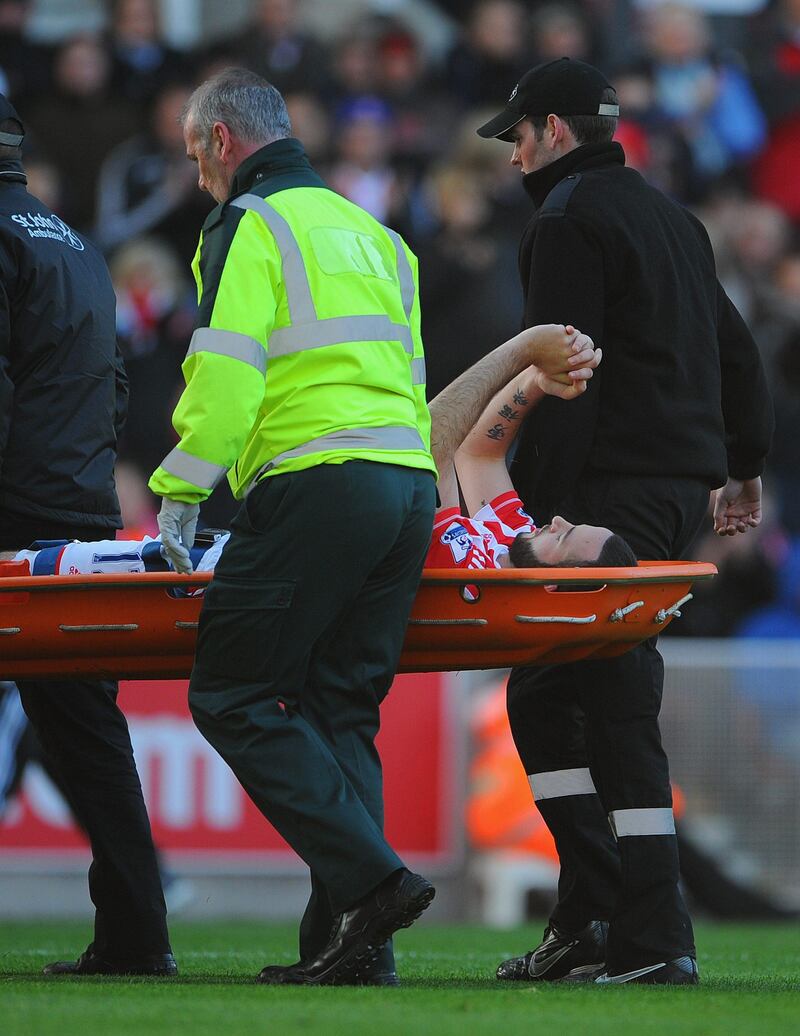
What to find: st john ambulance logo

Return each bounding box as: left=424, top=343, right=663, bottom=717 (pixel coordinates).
left=8, top=211, right=85, bottom=250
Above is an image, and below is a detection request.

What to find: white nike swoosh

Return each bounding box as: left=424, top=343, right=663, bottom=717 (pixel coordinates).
left=595, top=962, right=667, bottom=984
left=529, top=942, right=577, bottom=978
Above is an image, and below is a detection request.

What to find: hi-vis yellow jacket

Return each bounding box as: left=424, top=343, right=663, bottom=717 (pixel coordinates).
left=149, top=139, right=436, bottom=504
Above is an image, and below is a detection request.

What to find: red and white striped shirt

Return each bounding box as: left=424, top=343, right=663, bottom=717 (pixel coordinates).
left=425, top=491, right=536, bottom=570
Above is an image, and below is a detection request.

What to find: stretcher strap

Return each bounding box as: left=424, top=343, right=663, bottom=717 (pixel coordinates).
left=515, top=614, right=596, bottom=624
left=609, top=600, right=645, bottom=622
left=409, top=618, right=488, bottom=626
left=654, top=593, right=693, bottom=624
left=59, top=623, right=138, bottom=633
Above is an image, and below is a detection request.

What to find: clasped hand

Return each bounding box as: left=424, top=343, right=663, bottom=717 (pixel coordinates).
left=526, top=323, right=601, bottom=400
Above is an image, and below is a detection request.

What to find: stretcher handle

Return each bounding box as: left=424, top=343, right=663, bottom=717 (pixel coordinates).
left=654, top=593, right=693, bottom=624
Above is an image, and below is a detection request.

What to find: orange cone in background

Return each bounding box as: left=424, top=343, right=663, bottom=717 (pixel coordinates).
left=467, top=682, right=684, bottom=856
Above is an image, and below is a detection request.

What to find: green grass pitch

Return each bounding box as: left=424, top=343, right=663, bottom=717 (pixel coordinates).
left=1, top=920, right=798, bottom=1036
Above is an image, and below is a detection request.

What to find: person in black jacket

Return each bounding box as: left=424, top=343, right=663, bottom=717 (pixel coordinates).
left=0, top=94, right=176, bottom=977
left=476, top=59, right=774, bottom=986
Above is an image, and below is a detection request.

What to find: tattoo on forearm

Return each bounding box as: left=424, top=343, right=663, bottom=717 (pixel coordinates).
left=486, top=384, right=533, bottom=439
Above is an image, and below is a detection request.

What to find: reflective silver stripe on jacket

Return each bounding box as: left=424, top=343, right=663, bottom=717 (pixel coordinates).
left=384, top=225, right=415, bottom=320
left=269, top=315, right=414, bottom=357
left=528, top=767, right=597, bottom=801
left=231, top=194, right=317, bottom=324
left=247, top=425, right=427, bottom=492
left=608, top=807, right=676, bottom=838
left=411, top=357, right=426, bottom=386
left=187, top=327, right=266, bottom=375
left=160, top=446, right=228, bottom=491
left=231, top=194, right=421, bottom=368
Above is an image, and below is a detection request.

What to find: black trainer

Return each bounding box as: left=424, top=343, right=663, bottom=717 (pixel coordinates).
left=593, top=956, right=699, bottom=986
left=43, top=947, right=178, bottom=977
left=496, top=920, right=608, bottom=982
left=256, top=869, right=434, bottom=986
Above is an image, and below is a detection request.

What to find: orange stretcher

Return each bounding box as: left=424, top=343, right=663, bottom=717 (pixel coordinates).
left=0, top=561, right=715, bottom=679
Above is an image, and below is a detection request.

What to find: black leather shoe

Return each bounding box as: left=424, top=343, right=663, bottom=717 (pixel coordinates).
left=257, top=962, right=310, bottom=985
left=593, top=956, right=699, bottom=986
left=257, top=960, right=400, bottom=986
left=257, top=869, right=434, bottom=986
left=43, top=947, right=178, bottom=977
left=496, top=920, right=608, bottom=982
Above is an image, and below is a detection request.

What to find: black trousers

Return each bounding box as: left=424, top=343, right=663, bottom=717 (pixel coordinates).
left=508, top=470, right=710, bottom=972
left=188, top=461, right=435, bottom=968
left=0, top=517, right=170, bottom=959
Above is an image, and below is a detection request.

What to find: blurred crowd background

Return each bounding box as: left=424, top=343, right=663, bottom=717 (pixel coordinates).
left=1, top=0, right=791, bottom=646
left=2, top=0, right=799, bottom=637
left=1, top=0, right=799, bottom=921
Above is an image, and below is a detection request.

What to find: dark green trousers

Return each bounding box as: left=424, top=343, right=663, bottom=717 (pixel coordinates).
left=189, top=461, right=435, bottom=962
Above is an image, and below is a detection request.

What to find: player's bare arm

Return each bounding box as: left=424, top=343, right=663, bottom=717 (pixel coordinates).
left=428, top=324, right=597, bottom=475
left=454, top=367, right=543, bottom=512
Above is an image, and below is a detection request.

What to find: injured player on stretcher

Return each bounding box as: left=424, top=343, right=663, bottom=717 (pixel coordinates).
left=6, top=324, right=637, bottom=576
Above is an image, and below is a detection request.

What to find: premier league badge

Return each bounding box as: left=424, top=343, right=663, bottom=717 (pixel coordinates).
left=441, top=522, right=472, bottom=564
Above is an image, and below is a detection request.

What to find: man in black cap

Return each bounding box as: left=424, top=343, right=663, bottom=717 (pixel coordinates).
left=476, top=58, right=773, bottom=985
left=0, top=93, right=176, bottom=977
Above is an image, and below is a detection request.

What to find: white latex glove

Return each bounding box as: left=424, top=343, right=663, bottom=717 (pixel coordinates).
left=157, top=498, right=200, bottom=574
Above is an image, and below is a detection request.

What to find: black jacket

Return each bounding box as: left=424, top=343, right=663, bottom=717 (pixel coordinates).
left=510, top=141, right=774, bottom=516
left=0, top=165, right=127, bottom=531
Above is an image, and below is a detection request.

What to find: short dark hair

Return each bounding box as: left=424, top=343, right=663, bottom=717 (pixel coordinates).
left=592, top=533, right=639, bottom=568
left=508, top=530, right=638, bottom=569
left=528, top=86, right=618, bottom=145
left=0, top=116, right=23, bottom=162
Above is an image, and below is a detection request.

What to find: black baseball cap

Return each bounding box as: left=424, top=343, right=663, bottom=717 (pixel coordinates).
left=0, top=93, right=24, bottom=146
left=476, top=58, right=618, bottom=141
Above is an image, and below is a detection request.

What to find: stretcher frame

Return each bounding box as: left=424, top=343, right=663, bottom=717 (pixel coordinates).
left=0, top=561, right=716, bottom=678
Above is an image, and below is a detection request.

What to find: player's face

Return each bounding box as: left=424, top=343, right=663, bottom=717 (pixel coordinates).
left=516, top=515, right=614, bottom=566
left=509, top=118, right=551, bottom=175
left=184, top=117, right=232, bottom=203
